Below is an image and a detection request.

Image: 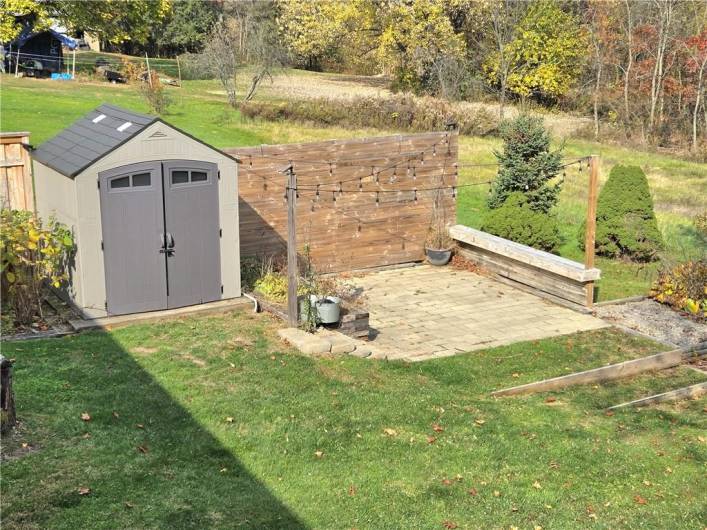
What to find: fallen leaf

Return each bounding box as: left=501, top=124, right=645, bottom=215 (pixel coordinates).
left=80, top=412, right=91, bottom=422
left=112, top=411, right=120, bottom=418
left=698, top=436, right=705, bottom=443
left=545, top=397, right=556, bottom=403
left=136, top=424, right=144, bottom=429
left=348, top=484, right=356, bottom=496
left=77, top=487, right=91, bottom=496
left=229, top=362, right=236, bottom=368
left=137, top=445, right=149, bottom=454
left=511, top=505, right=519, bottom=512
left=634, top=495, right=648, bottom=505
left=605, top=411, right=614, bottom=417
left=586, top=505, right=595, bottom=514
left=124, top=501, right=134, bottom=509
left=533, top=481, right=542, bottom=489
left=220, top=468, right=228, bottom=473
left=427, top=436, right=437, bottom=444
left=665, top=467, right=673, bottom=474
left=493, top=490, right=501, bottom=497
left=468, top=487, right=478, bottom=496
left=474, top=419, right=486, bottom=426
left=314, top=450, right=324, bottom=458
left=442, top=479, right=453, bottom=486
left=383, top=428, right=398, bottom=437
left=643, top=480, right=652, bottom=487
left=21, top=442, right=28, bottom=448
left=549, top=461, right=560, bottom=469
left=225, top=417, right=234, bottom=423
left=82, top=432, right=91, bottom=439
left=534, top=526, right=543, bottom=530
left=432, top=423, right=444, bottom=433
left=442, top=521, right=458, bottom=529
left=512, top=372, right=520, bottom=378
left=588, top=513, right=597, bottom=520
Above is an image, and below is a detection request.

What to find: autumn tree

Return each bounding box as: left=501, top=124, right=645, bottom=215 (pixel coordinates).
left=484, top=0, right=588, bottom=102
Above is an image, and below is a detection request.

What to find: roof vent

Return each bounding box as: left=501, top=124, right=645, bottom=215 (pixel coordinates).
left=149, top=130, right=168, bottom=139
left=117, top=122, right=133, bottom=133
left=92, top=114, right=106, bottom=123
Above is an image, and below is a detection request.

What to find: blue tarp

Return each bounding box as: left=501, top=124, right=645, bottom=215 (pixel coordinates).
left=10, top=26, right=78, bottom=50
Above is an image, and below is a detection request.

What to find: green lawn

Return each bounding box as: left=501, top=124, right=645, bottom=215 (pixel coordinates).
left=2, top=310, right=705, bottom=528
left=1, top=74, right=704, bottom=300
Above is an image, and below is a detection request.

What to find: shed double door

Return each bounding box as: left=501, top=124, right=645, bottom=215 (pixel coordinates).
left=99, top=160, right=221, bottom=315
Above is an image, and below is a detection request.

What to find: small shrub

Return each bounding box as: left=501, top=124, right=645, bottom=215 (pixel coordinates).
left=694, top=211, right=707, bottom=239
left=651, top=260, right=706, bottom=318
left=254, top=272, right=289, bottom=302
left=139, top=71, right=172, bottom=114
left=579, top=165, right=663, bottom=262
left=0, top=209, right=74, bottom=326
left=481, top=193, right=562, bottom=252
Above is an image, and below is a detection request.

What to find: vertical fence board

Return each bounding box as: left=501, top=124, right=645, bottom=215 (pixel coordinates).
left=0, top=132, right=34, bottom=211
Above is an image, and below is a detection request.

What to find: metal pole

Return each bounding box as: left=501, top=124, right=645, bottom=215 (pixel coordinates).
left=584, top=155, right=599, bottom=307
left=14, top=47, right=20, bottom=77
left=285, top=164, right=298, bottom=327
left=72, top=49, right=76, bottom=79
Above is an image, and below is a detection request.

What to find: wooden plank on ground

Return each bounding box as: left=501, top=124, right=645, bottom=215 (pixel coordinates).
left=607, top=382, right=707, bottom=410
left=491, top=344, right=707, bottom=397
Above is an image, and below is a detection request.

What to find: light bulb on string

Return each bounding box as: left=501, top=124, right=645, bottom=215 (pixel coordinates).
left=452, top=186, right=457, bottom=200
left=413, top=188, right=417, bottom=202
left=332, top=190, right=336, bottom=203
left=358, top=178, right=363, bottom=192
left=316, top=184, right=320, bottom=200
left=375, top=191, right=380, bottom=207
left=329, top=162, right=333, bottom=178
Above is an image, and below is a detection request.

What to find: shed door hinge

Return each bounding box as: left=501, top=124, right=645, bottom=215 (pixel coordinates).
left=219, top=228, right=222, bottom=237
left=217, top=170, right=221, bottom=180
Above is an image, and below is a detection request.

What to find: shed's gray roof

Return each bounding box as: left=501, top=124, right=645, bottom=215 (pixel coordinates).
left=32, top=104, right=157, bottom=177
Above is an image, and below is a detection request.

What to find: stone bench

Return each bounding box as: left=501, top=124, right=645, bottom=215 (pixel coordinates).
left=449, top=225, right=600, bottom=310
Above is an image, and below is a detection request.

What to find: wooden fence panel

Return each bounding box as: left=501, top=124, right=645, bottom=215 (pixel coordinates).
left=0, top=132, right=34, bottom=211
left=225, top=131, right=458, bottom=273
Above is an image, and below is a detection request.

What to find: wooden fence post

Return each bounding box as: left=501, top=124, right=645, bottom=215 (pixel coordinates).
left=584, top=155, right=599, bottom=307
left=0, top=132, right=34, bottom=211
left=285, top=165, right=298, bottom=327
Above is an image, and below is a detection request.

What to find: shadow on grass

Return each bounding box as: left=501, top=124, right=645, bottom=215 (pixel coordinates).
left=1, top=330, right=305, bottom=529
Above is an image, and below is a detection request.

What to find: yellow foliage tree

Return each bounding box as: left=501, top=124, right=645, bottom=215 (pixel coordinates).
left=484, top=0, right=588, bottom=100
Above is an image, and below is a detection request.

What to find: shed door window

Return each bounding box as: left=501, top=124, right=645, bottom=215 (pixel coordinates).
left=109, top=172, right=152, bottom=190
left=170, top=169, right=210, bottom=186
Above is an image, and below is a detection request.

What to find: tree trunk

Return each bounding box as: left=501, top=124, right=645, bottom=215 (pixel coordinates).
left=623, top=0, right=633, bottom=126
left=499, top=74, right=506, bottom=121
left=693, top=57, right=706, bottom=153
left=594, top=60, right=602, bottom=140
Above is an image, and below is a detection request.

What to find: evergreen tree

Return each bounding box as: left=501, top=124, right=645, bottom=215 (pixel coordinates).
left=487, top=115, right=563, bottom=213
left=579, top=165, right=664, bottom=261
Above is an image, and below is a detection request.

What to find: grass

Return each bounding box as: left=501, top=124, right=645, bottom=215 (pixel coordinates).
left=1, top=74, right=704, bottom=300
left=2, top=310, right=706, bottom=528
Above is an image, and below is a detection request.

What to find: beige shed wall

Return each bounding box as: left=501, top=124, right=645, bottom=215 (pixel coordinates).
left=33, top=160, right=85, bottom=307
left=73, top=121, right=240, bottom=317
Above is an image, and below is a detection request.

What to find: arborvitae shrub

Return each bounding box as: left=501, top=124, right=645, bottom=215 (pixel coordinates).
left=578, top=165, right=663, bottom=261
left=482, top=192, right=562, bottom=252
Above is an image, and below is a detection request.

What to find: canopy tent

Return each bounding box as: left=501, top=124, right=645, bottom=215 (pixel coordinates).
left=6, top=26, right=78, bottom=76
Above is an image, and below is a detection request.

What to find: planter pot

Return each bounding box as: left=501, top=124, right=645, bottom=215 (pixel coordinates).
left=425, top=247, right=452, bottom=266
left=299, top=295, right=341, bottom=325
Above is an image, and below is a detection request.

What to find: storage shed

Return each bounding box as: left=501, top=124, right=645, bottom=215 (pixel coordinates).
left=33, top=104, right=240, bottom=317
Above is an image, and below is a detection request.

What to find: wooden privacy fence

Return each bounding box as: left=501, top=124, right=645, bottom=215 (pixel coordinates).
left=224, top=131, right=458, bottom=273
left=0, top=132, right=34, bottom=211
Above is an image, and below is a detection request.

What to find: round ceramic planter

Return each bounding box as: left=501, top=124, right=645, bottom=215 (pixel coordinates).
left=425, top=248, right=452, bottom=266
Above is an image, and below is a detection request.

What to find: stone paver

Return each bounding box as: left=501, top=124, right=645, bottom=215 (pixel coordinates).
left=349, top=265, right=609, bottom=362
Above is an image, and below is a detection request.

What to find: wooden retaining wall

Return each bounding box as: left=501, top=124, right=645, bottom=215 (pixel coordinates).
left=450, top=225, right=600, bottom=310
left=0, top=132, right=34, bottom=211
left=224, top=131, right=458, bottom=273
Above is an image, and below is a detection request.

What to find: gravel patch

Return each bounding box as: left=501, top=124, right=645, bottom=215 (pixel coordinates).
left=596, top=299, right=706, bottom=349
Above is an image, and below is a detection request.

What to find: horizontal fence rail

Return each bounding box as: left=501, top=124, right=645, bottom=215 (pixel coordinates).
left=225, top=131, right=458, bottom=273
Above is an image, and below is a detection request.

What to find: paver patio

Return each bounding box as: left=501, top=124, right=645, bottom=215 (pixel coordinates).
left=350, top=265, right=609, bottom=361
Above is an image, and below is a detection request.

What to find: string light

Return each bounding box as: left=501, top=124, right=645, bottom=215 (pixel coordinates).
left=358, top=178, right=363, bottom=192
left=375, top=191, right=380, bottom=206
left=316, top=184, right=320, bottom=200
left=452, top=186, right=457, bottom=200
